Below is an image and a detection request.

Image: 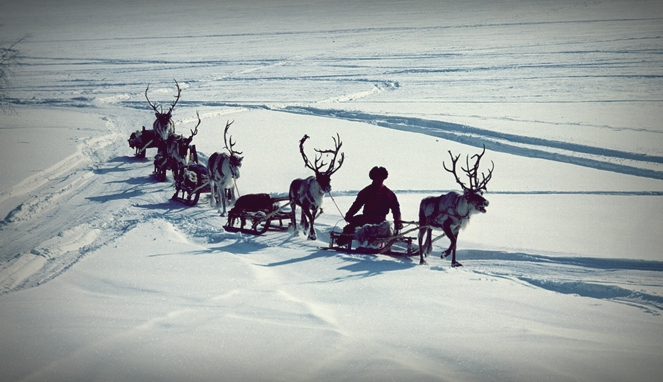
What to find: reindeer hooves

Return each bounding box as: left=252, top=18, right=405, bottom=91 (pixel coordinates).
left=451, top=262, right=463, bottom=268
left=419, top=259, right=428, bottom=265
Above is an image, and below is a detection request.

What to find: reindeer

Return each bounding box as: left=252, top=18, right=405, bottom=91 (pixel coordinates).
left=145, top=80, right=181, bottom=142
left=146, top=80, right=182, bottom=181
left=289, top=134, right=344, bottom=240
left=208, top=120, right=243, bottom=216
left=418, top=145, right=494, bottom=267
left=168, top=112, right=201, bottom=194
left=172, top=115, right=210, bottom=206
left=154, top=112, right=200, bottom=182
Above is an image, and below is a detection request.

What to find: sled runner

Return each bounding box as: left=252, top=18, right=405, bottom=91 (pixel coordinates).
left=324, top=221, right=420, bottom=257
left=224, top=194, right=292, bottom=235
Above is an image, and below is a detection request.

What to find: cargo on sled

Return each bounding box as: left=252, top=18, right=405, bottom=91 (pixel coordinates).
left=323, top=220, right=421, bottom=257
left=224, top=193, right=292, bottom=235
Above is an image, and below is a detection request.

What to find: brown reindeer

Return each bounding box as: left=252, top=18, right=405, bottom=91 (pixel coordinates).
left=168, top=112, right=201, bottom=181
left=418, top=145, right=494, bottom=267
left=145, top=80, right=181, bottom=142
left=154, top=112, right=200, bottom=182
left=208, top=120, right=243, bottom=216
left=289, top=134, right=344, bottom=240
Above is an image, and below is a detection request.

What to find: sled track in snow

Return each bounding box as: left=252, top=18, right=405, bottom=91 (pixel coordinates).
left=276, top=106, right=663, bottom=180
left=457, top=250, right=663, bottom=315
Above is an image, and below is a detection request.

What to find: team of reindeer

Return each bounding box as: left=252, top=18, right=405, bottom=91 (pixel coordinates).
left=129, top=81, right=494, bottom=267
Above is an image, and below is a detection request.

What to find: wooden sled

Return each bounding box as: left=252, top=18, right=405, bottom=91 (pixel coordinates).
left=224, top=194, right=292, bottom=235
left=323, top=222, right=420, bottom=257
left=171, top=146, right=210, bottom=206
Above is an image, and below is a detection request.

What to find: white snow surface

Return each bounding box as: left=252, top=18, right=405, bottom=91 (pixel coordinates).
left=1, top=1, right=663, bottom=381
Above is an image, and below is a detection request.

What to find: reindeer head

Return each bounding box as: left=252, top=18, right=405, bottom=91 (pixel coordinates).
left=444, top=145, right=494, bottom=213
left=145, top=80, right=181, bottom=126
left=223, top=120, right=243, bottom=176
left=299, top=134, right=345, bottom=193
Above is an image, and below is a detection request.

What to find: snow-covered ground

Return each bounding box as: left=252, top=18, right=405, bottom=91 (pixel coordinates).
left=1, top=1, right=662, bottom=381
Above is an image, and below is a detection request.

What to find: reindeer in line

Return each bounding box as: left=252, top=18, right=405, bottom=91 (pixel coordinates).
left=154, top=112, right=201, bottom=183
left=208, top=120, right=243, bottom=216
left=418, top=145, right=494, bottom=267
left=146, top=80, right=182, bottom=181
left=289, top=134, right=344, bottom=240
left=145, top=80, right=181, bottom=142
left=167, top=112, right=201, bottom=185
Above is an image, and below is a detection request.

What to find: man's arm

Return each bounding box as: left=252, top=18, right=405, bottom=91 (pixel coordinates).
left=390, top=191, right=403, bottom=231
left=345, top=189, right=366, bottom=220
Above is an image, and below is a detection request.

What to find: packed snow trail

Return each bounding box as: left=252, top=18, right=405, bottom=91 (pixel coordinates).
left=1, top=106, right=662, bottom=318
left=0, top=111, right=220, bottom=294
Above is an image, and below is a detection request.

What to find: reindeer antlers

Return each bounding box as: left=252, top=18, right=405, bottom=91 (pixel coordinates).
left=223, top=120, right=242, bottom=156
left=299, top=134, right=345, bottom=176
left=317, top=133, right=344, bottom=176
left=465, top=146, right=494, bottom=191
left=170, top=80, right=182, bottom=113
left=145, top=79, right=181, bottom=115
left=189, top=111, right=201, bottom=139
left=443, top=145, right=494, bottom=192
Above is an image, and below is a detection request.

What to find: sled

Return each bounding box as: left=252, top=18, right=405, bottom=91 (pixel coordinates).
left=224, top=194, right=292, bottom=235
left=323, top=222, right=420, bottom=257
left=128, top=127, right=158, bottom=158
left=172, top=145, right=211, bottom=206
left=172, top=164, right=210, bottom=206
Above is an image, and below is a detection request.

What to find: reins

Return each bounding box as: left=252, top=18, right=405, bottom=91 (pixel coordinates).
left=138, top=139, right=154, bottom=154
left=327, top=191, right=347, bottom=222
left=434, top=194, right=470, bottom=221
left=233, top=177, right=240, bottom=198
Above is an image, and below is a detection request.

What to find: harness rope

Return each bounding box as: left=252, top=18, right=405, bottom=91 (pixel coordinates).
left=233, top=178, right=240, bottom=198
left=327, top=191, right=347, bottom=222
left=431, top=194, right=470, bottom=223
left=138, top=139, right=154, bottom=154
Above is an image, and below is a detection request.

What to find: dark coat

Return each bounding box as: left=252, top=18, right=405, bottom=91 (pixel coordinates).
left=346, top=183, right=401, bottom=224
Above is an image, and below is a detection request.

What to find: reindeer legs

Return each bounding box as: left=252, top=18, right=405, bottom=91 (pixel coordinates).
left=441, top=220, right=462, bottom=267
left=289, top=200, right=318, bottom=240
left=219, top=182, right=229, bottom=216
left=300, top=206, right=317, bottom=240
left=307, top=208, right=319, bottom=240
left=210, top=179, right=228, bottom=216
left=300, top=209, right=308, bottom=231
left=418, top=227, right=433, bottom=265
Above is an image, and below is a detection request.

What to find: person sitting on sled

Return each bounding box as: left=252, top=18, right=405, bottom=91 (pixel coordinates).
left=337, top=166, right=402, bottom=245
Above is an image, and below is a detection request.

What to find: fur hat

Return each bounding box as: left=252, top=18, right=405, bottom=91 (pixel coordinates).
left=369, top=166, right=388, bottom=180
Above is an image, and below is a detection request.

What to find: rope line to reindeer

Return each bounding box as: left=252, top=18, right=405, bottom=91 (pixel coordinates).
left=327, top=191, right=348, bottom=222
left=139, top=139, right=154, bottom=154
